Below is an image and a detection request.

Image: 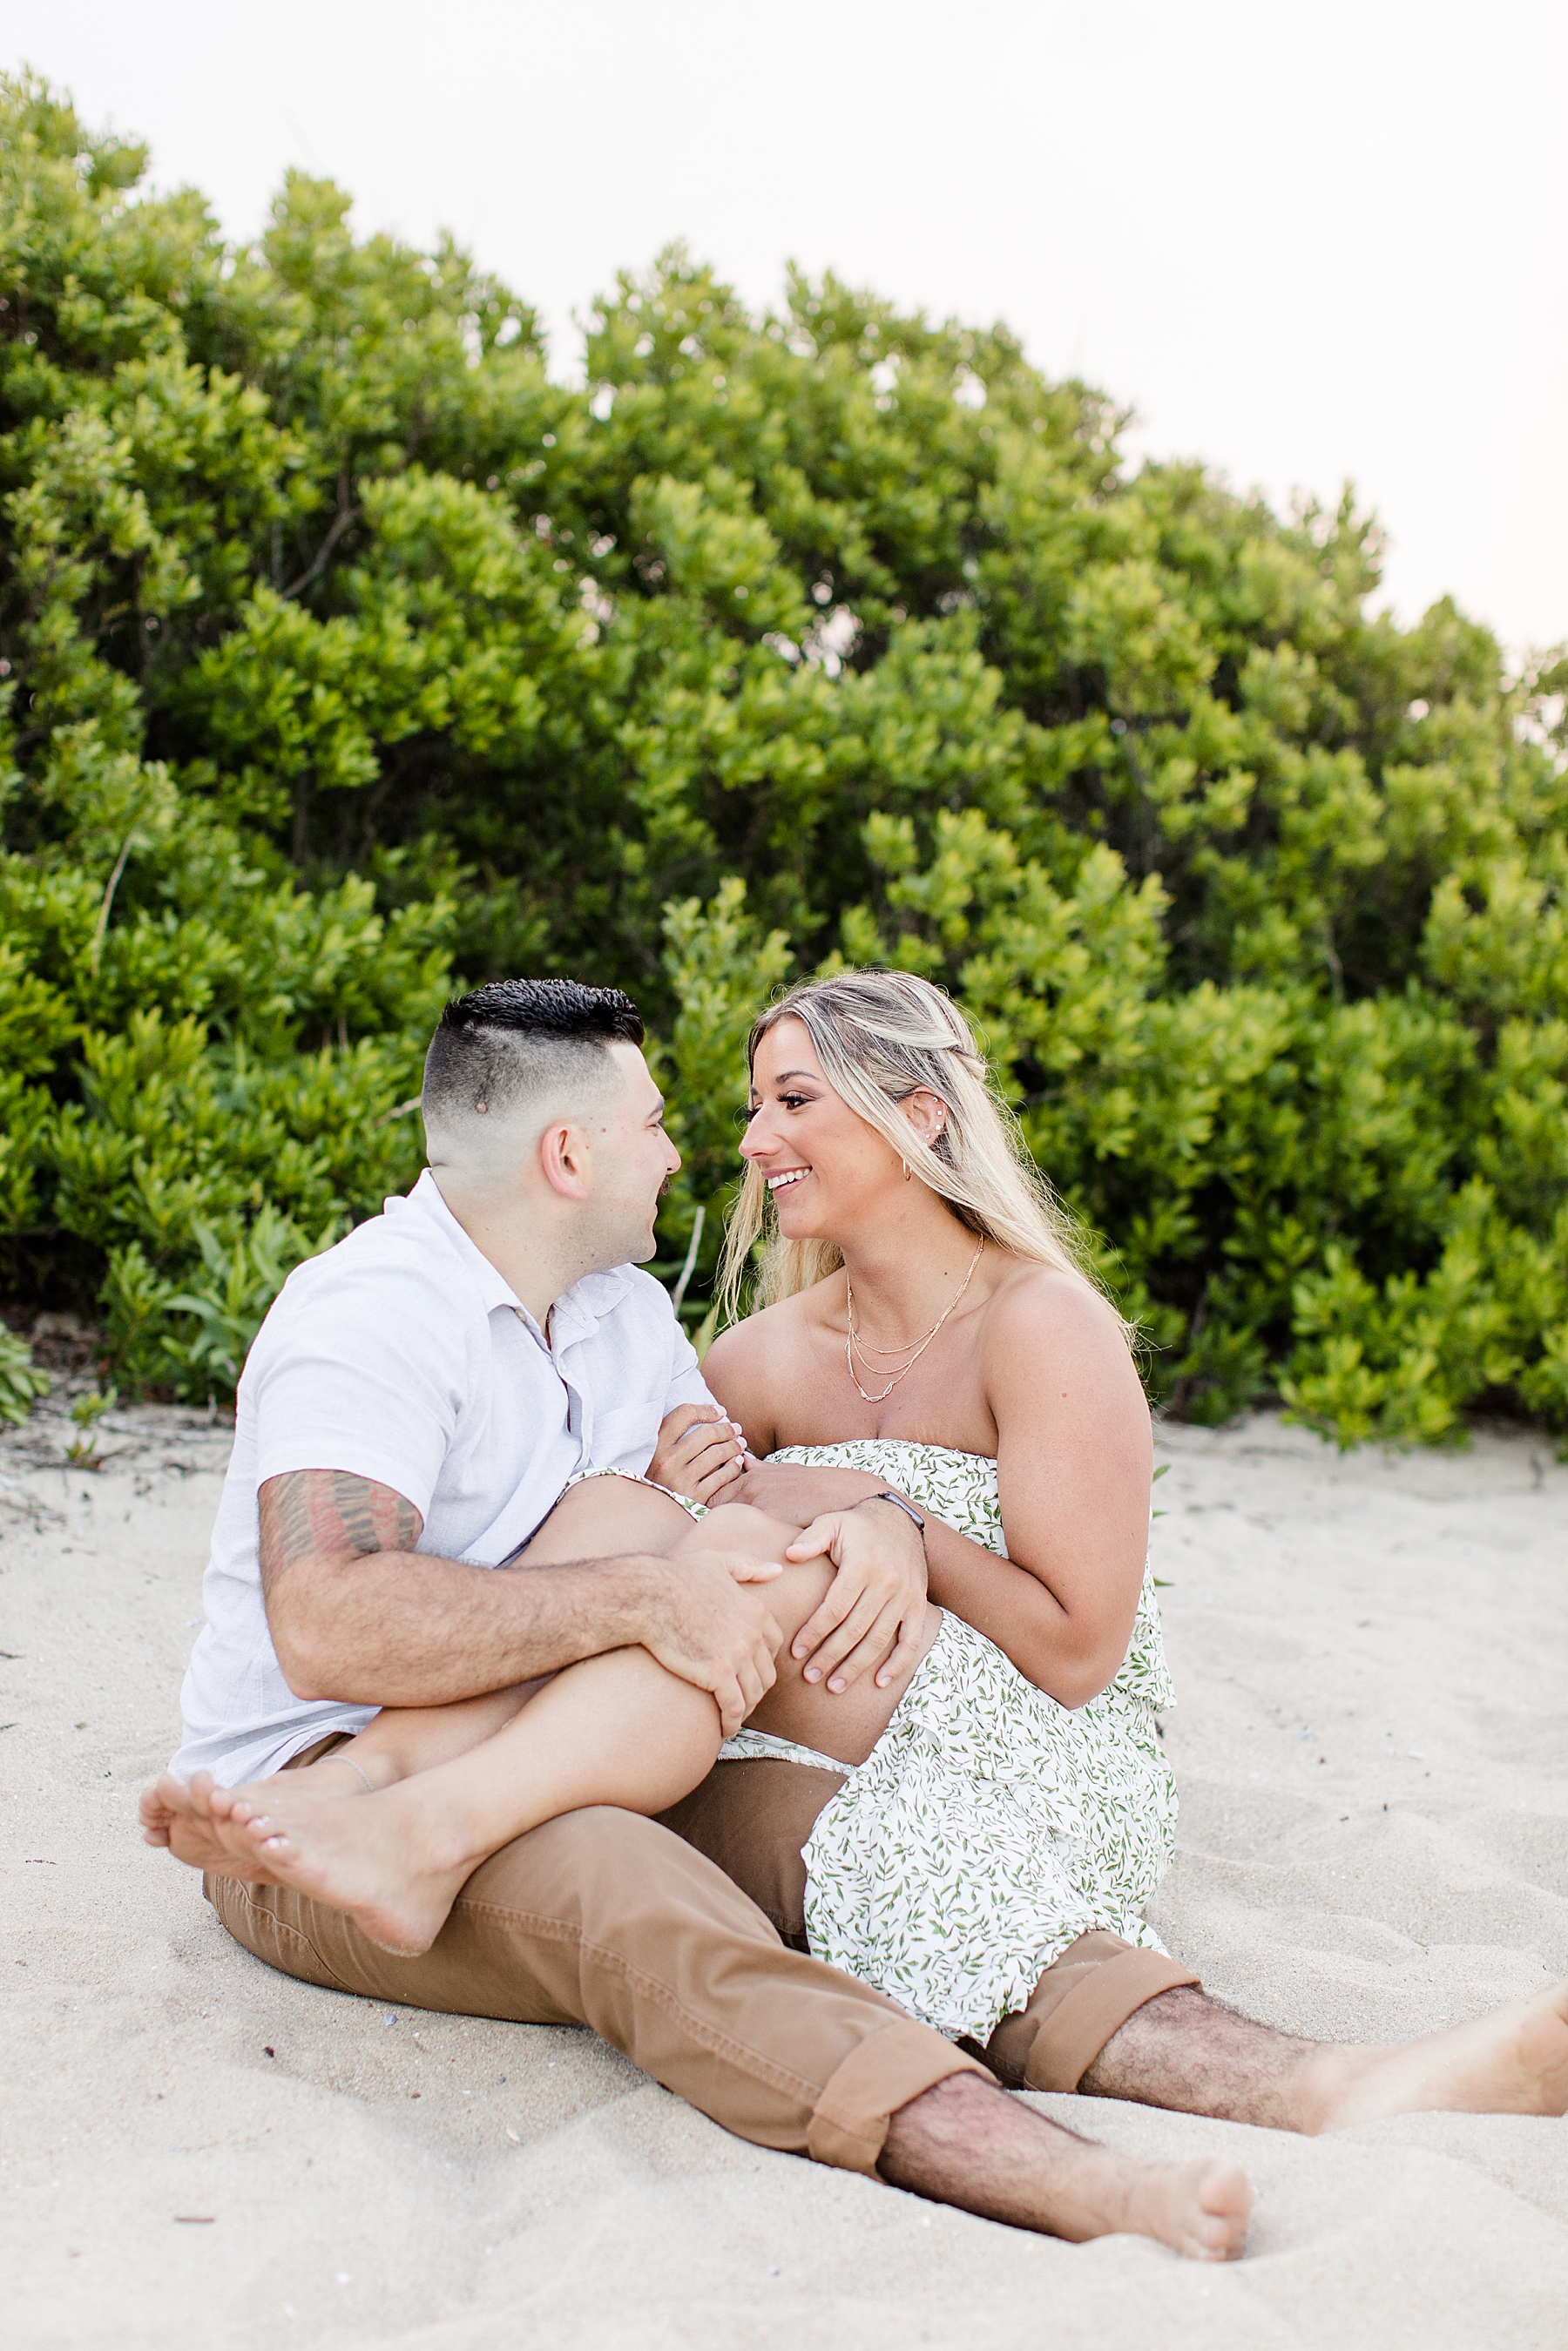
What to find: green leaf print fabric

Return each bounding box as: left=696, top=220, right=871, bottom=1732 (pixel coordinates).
left=720, top=1441, right=1179, bottom=2040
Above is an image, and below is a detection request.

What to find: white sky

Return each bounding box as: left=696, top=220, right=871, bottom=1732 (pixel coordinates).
left=12, top=0, right=1567, bottom=653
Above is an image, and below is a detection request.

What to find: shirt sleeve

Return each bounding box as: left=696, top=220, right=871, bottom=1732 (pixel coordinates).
left=245, top=1248, right=470, bottom=1523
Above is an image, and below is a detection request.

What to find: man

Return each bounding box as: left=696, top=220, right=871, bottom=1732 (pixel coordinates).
left=144, top=980, right=1566, bottom=2260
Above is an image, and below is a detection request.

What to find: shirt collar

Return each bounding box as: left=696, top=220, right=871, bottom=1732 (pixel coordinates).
left=396, top=1168, right=526, bottom=1318
left=550, top=1265, right=634, bottom=1351
left=391, top=1170, right=638, bottom=1348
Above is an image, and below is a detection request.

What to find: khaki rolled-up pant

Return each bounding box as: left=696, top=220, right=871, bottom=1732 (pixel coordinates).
left=659, top=1761, right=1201, bottom=2095
left=211, top=1750, right=1198, bottom=2171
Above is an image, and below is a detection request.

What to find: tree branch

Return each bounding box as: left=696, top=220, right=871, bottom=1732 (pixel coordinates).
left=280, top=473, right=360, bottom=599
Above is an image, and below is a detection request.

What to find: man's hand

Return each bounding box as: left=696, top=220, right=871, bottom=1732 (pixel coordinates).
left=784, top=1499, right=929, bottom=1695
left=648, top=1402, right=748, bottom=1505
left=633, top=1550, right=785, bottom=1737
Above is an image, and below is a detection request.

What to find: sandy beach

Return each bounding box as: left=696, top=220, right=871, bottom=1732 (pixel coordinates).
left=3, top=1398, right=1565, bottom=2350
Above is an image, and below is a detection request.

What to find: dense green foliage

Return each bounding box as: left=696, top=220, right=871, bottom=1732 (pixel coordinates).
left=3, top=72, right=1565, bottom=1443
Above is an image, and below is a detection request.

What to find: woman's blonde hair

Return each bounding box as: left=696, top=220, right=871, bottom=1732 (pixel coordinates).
left=717, top=967, right=1125, bottom=1335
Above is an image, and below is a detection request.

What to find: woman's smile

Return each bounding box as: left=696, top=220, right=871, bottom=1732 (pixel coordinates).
left=766, top=1165, right=812, bottom=1192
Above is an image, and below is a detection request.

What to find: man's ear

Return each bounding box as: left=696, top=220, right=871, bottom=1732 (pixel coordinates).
left=538, top=1118, right=593, bottom=1203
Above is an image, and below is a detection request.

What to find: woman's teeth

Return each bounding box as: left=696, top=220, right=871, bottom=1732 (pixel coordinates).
left=767, top=1168, right=810, bottom=1192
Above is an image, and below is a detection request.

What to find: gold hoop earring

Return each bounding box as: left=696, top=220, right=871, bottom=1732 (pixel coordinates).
left=902, top=1159, right=912, bottom=1181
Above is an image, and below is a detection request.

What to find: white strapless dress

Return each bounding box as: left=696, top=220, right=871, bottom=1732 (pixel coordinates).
left=720, top=1440, right=1179, bottom=2039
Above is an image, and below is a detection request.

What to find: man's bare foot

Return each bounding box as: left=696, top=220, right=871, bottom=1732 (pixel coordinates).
left=198, top=1777, right=478, bottom=1956
left=1121, top=2158, right=1253, bottom=2261
left=1032, top=2136, right=1251, bottom=2259
left=880, top=2073, right=1252, bottom=2257
left=1304, top=1982, right=1568, bottom=2129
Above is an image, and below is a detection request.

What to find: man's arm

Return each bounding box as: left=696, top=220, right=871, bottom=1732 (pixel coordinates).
left=259, top=1469, right=781, bottom=1733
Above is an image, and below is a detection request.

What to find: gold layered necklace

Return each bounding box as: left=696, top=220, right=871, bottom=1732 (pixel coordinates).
left=844, top=1236, right=985, bottom=1404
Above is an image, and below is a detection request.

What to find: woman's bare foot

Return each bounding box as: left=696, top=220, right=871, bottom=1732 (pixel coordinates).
left=139, top=1770, right=286, bottom=1880
left=1303, top=1982, right=1568, bottom=2129
left=201, top=1775, right=480, bottom=1956
left=139, top=1759, right=379, bottom=1879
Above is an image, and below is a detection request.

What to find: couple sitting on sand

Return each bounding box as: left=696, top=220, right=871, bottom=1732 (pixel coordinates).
left=144, top=969, right=1568, bottom=2262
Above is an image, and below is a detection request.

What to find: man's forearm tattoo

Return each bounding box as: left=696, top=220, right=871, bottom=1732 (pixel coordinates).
left=260, top=1469, right=422, bottom=1591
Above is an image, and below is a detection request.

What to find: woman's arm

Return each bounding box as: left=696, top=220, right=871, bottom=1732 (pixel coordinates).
left=708, top=1270, right=1152, bottom=1709
left=925, top=1273, right=1152, bottom=1706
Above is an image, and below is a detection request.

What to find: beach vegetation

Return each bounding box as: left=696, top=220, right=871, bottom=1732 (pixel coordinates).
left=2, top=71, right=1564, bottom=1446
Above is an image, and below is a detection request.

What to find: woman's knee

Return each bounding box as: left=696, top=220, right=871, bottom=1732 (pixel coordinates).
left=523, top=1474, right=694, bottom=1560
left=688, top=1501, right=804, bottom=1557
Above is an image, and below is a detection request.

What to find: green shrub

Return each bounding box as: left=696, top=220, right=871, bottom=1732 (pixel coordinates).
left=0, top=1328, right=49, bottom=1425
left=0, top=69, right=1564, bottom=1446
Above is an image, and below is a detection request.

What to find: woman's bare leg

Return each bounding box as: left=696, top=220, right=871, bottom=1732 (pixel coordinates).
left=331, top=1479, right=774, bottom=1784
left=675, top=1502, right=942, bottom=1765
left=141, top=1478, right=707, bottom=1868
left=251, top=1472, right=940, bottom=1800
left=169, top=1476, right=741, bottom=1868
left=171, top=1480, right=921, bottom=1955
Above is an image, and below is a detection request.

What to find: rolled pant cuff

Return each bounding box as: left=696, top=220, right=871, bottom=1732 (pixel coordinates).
left=807, top=2018, right=992, bottom=2175
left=1025, top=1949, right=1202, bottom=2093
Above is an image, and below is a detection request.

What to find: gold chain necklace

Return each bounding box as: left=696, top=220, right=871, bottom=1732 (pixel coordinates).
left=844, top=1238, right=985, bottom=1404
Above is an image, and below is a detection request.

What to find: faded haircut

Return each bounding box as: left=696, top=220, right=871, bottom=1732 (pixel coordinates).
left=422, top=978, right=645, bottom=1172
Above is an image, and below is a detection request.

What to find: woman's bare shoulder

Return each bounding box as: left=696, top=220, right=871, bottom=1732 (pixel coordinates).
left=981, top=1260, right=1140, bottom=1387
left=703, top=1287, right=823, bottom=1386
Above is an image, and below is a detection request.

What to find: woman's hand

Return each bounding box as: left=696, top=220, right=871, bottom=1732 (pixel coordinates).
left=783, top=1498, right=929, bottom=1694
left=648, top=1402, right=747, bottom=1505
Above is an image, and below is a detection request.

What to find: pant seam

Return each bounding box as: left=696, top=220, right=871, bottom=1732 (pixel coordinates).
left=450, top=1891, right=852, bottom=2111
left=222, top=1878, right=358, bottom=1996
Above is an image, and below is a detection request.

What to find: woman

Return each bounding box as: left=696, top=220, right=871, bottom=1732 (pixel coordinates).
left=700, top=968, right=1175, bottom=2042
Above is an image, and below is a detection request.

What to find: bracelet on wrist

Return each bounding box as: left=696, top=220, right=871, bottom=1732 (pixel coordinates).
left=855, top=1490, right=926, bottom=1540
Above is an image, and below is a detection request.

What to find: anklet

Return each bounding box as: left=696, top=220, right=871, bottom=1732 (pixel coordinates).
left=341, top=1756, right=376, bottom=1794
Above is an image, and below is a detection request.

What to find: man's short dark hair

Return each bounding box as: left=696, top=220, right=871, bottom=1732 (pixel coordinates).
left=422, top=979, right=645, bottom=1152
left=437, top=978, right=644, bottom=1051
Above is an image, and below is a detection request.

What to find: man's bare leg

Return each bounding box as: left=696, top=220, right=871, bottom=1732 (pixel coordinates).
left=1079, top=1978, right=1568, bottom=2130
left=881, top=2074, right=1252, bottom=2260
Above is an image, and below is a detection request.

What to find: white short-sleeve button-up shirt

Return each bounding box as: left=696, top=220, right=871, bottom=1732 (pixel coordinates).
left=173, top=1170, right=713, bottom=1786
